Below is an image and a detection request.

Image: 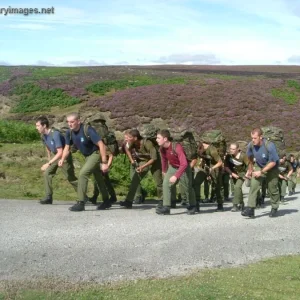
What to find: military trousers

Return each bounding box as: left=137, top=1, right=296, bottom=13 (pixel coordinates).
left=288, top=172, right=297, bottom=192
left=92, top=171, right=116, bottom=200
left=130, top=163, right=142, bottom=199
left=248, top=165, right=280, bottom=209
left=232, top=176, right=245, bottom=206
left=163, top=165, right=196, bottom=207
left=193, top=169, right=209, bottom=201
left=44, top=154, right=77, bottom=197
left=78, top=151, right=109, bottom=202
left=125, top=161, right=163, bottom=202
left=221, top=172, right=230, bottom=199
left=278, top=178, right=287, bottom=197
left=210, top=168, right=223, bottom=205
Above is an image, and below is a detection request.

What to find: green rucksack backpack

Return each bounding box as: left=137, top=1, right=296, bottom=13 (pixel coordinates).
left=82, top=123, right=120, bottom=156
left=141, top=124, right=159, bottom=149
left=172, top=130, right=198, bottom=161
left=236, top=140, right=249, bottom=153
left=201, top=130, right=227, bottom=160
left=261, top=126, right=285, bottom=156
left=70, top=122, right=120, bottom=156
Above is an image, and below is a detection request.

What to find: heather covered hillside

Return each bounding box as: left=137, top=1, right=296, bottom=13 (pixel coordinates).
left=1, top=65, right=300, bottom=150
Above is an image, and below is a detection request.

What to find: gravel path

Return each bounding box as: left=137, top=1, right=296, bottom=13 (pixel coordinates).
left=1, top=189, right=299, bottom=284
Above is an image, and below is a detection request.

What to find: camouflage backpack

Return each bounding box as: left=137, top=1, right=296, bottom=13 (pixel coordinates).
left=141, top=124, right=159, bottom=149
left=201, top=130, right=227, bottom=160
left=172, top=130, right=198, bottom=161
left=236, top=140, right=249, bottom=153
left=70, top=122, right=119, bottom=156
left=83, top=123, right=119, bottom=156
left=261, top=126, right=285, bottom=156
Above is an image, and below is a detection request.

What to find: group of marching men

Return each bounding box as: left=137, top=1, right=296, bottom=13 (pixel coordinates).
left=36, top=113, right=298, bottom=218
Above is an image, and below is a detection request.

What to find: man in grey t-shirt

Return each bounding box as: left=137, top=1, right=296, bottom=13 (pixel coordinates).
left=36, top=116, right=78, bottom=204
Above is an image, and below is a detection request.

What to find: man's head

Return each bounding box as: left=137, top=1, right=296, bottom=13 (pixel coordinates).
left=66, top=112, right=81, bottom=131
left=251, top=128, right=263, bottom=146
left=279, top=153, right=287, bottom=163
left=289, top=154, right=295, bottom=162
left=229, top=143, right=239, bottom=156
left=35, top=116, right=49, bottom=134
left=127, top=129, right=142, bottom=145
left=156, top=129, right=171, bottom=147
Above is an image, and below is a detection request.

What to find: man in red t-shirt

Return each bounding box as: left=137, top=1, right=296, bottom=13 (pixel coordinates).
left=156, top=129, right=197, bottom=215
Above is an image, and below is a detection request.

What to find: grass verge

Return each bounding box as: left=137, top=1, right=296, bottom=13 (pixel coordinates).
left=0, top=255, right=300, bottom=299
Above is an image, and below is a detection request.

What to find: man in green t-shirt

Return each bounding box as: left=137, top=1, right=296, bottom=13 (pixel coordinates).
left=198, top=142, right=224, bottom=211
left=224, top=143, right=248, bottom=212
left=119, top=129, right=163, bottom=209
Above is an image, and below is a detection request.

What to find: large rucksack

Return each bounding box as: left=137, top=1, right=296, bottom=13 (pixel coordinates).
left=70, top=122, right=119, bottom=156
left=172, top=130, right=198, bottom=161
left=141, top=124, right=159, bottom=149
left=201, top=130, right=227, bottom=159
left=261, top=126, right=285, bottom=156
left=236, top=140, right=249, bottom=153
left=82, top=122, right=120, bottom=156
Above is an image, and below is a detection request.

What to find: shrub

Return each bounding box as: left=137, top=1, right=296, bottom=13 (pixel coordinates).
left=0, top=120, right=40, bottom=143
left=10, top=83, right=81, bottom=113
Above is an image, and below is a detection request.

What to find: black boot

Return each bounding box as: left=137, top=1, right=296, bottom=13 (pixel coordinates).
left=69, top=201, right=85, bottom=212
left=241, top=207, right=255, bottom=218
left=186, top=205, right=197, bottom=215
left=88, top=195, right=98, bottom=205
left=269, top=208, right=278, bottom=218
left=119, top=200, right=133, bottom=209
left=40, top=195, right=53, bottom=205
left=156, top=206, right=170, bottom=215
left=97, top=199, right=112, bottom=210
left=216, top=204, right=224, bottom=212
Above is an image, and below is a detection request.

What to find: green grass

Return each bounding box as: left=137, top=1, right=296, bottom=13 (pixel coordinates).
left=0, top=66, right=11, bottom=83
left=1, top=255, right=300, bottom=299
left=86, top=76, right=187, bottom=95
left=0, top=143, right=157, bottom=200
left=0, top=120, right=40, bottom=143
left=26, top=66, right=93, bottom=80
left=271, top=79, right=300, bottom=105
left=10, top=83, right=81, bottom=113
left=271, top=89, right=298, bottom=104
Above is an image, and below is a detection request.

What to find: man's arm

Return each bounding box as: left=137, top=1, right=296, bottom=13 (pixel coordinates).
left=41, top=147, right=63, bottom=171
left=97, top=140, right=109, bottom=172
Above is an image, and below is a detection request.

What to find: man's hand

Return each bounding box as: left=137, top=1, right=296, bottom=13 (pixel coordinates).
left=231, top=173, right=239, bottom=179
left=136, top=165, right=144, bottom=173
left=246, top=170, right=253, bottom=178
left=41, top=163, right=50, bottom=171
left=169, top=175, right=177, bottom=184
left=58, top=159, right=64, bottom=167
left=101, top=163, right=109, bottom=173
left=252, top=170, right=262, bottom=178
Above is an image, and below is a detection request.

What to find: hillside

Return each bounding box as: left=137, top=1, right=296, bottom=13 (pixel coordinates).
left=1, top=65, right=300, bottom=149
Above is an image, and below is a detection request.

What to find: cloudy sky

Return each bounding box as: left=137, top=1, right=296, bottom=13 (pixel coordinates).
left=0, top=0, right=300, bottom=66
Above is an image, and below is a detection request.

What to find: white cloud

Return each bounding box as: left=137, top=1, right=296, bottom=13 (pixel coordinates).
left=0, top=61, right=10, bottom=65
left=287, top=55, right=300, bottom=64
left=153, top=54, right=220, bottom=64
left=5, top=23, right=51, bottom=30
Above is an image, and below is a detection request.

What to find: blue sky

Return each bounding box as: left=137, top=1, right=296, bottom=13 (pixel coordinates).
left=0, top=0, right=300, bottom=66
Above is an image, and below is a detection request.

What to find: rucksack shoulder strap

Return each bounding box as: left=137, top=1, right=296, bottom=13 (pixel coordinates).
left=172, top=142, right=178, bottom=156
left=83, top=123, right=91, bottom=140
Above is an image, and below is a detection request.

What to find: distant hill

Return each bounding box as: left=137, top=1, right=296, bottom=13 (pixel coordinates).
left=1, top=65, right=300, bottom=150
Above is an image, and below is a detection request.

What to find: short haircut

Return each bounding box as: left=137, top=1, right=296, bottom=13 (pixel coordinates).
left=157, top=129, right=172, bottom=141
left=36, top=116, right=49, bottom=128
left=128, top=129, right=142, bottom=140
left=67, top=112, right=80, bottom=120
left=230, top=143, right=239, bottom=149
left=251, top=128, right=263, bottom=136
